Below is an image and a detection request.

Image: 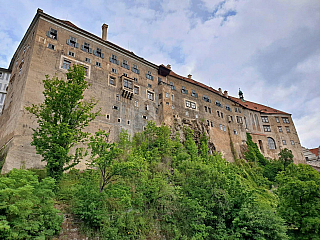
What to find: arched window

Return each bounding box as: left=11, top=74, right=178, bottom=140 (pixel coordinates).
left=255, top=114, right=259, bottom=126
left=267, top=137, right=276, bottom=149
left=250, top=113, right=255, bottom=126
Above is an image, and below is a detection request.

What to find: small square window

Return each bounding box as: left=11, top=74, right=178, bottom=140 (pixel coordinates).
left=291, top=140, right=295, bottom=145
left=47, top=28, right=57, bottom=39
left=85, top=57, right=91, bottom=63
left=96, top=62, right=101, bottom=67
left=111, top=68, right=117, bottom=73
left=47, top=43, right=55, bottom=50
left=116, top=94, right=120, bottom=101
left=68, top=51, right=75, bottom=57
left=106, top=114, right=110, bottom=119
left=282, top=140, right=287, bottom=145
left=261, top=116, right=269, bottom=123
left=118, top=118, right=121, bottom=123
left=148, top=83, right=152, bottom=88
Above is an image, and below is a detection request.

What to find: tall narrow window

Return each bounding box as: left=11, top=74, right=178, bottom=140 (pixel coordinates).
left=147, top=91, right=154, bottom=101
left=267, top=137, right=276, bottom=149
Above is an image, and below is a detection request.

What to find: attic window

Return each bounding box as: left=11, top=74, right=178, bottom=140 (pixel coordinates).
left=67, top=36, right=78, bottom=48
left=81, top=42, right=92, bottom=53
left=94, top=48, right=104, bottom=58
left=146, top=71, right=153, bottom=80
left=47, top=28, right=57, bottom=39
left=121, top=60, right=130, bottom=70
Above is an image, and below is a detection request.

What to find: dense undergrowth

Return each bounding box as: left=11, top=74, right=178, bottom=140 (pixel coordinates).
left=1, top=122, right=320, bottom=239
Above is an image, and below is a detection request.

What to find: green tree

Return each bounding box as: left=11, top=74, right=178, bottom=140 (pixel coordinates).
left=26, top=65, right=99, bottom=181
left=0, top=169, right=63, bottom=239
left=276, top=164, right=320, bottom=239
left=244, top=133, right=268, bottom=166
left=278, top=148, right=294, bottom=171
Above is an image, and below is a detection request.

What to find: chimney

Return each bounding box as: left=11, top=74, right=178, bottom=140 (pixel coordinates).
left=102, top=24, right=108, bottom=41
left=223, top=90, right=228, bottom=98
left=166, top=64, right=171, bottom=70
left=188, top=74, right=192, bottom=79
left=218, top=88, right=223, bottom=95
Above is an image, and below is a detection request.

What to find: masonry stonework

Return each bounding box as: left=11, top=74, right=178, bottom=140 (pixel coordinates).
left=0, top=9, right=306, bottom=173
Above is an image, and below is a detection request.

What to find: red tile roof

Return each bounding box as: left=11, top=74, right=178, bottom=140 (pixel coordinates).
left=310, top=148, right=319, bottom=156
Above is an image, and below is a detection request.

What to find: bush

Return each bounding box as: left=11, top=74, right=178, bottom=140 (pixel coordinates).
left=0, top=169, right=63, bottom=239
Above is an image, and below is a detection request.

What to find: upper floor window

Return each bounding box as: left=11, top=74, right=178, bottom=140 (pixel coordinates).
left=225, top=105, right=231, bottom=111
left=191, top=90, right=198, bottom=98
left=109, top=76, right=115, bottom=86
left=134, top=77, right=138, bottom=82
left=147, top=91, right=154, bottom=101
left=186, top=100, right=196, bottom=109
left=46, top=28, right=57, bottom=39
left=62, top=59, right=71, bottom=70
left=278, top=126, right=283, bottom=132
left=123, top=73, right=128, bottom=77
left=47, top=43, right=55, bottom=50
left=263, top=125, right=271, bottom=132
left=235, top=107, right=238, bottom=112
left=116, top=94, right=121, bottom=101
left=181, top=86, right=188, bottom=94
left=203, top=95, right=211, bottom=103
left=291, top=140, right=295, bottom=145
left=146, top=71, right=153, bottom=80
left=132, top=64, right=140, bottom=74
left=238, top=108, right=241, bottom=113
left=110, top=54, right=119, bottom=65
left=94, top=48, right=104, bottom=58
left=282, top=117, right=290, bottom=124
left=134, top=86, right=139, bottom=95
left=286, top=126, right=290, bottom=133
left=169, top=82, right=176, bottom=90
left=215, top=100, right=222, bottom=107
left=111, top=68, right=117, bottom=74
left=267, top=137, right=276, bottom=149
left=85, top=57, right=91, bottom=63
left=81, top=42, right=92, bottom=53
left=261, top=116, right=269, bottom=123
left=275, top=117, right=280, bottom=123
left=123, top=79, right=133, bottom=90
left=66, top=36, right=78, bottom=48
left=236, top=116, right=243, bottom=123
left=121, top=59, right=130, bottom=70
left=148, top=84, right=152, bottom=88
left=282, top=140, right=287, bottom=145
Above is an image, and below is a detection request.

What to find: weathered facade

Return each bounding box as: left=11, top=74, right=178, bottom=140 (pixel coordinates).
left=0, top=9, right=305, bottom=173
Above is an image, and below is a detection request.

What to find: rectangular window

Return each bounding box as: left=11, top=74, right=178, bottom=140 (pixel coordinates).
left=123, top=73, right=128, bottom=77
left=165, top=93, right=169, bottom=98
left=282, top=117, right=290, bottom=124
left=134, top=86, right=139, bottom=95
left=47, top=28, right=57, bottom=39
left=191, top=90, right=198, bottom=98
left=171, top=95, right=174, bottom=101
left=261, top=116, right=269, bottom=123
left=132, top=64, right=140, bottom=74
left=112, top=106, right=118, bottom=110
left=118, top=118, right=121, bottom=123
left=85, top=57, right=91, bottom=63
left=134, top=100, right=139, bottom=107
left=127, top=120, right=130, bottom=125
left=181, top=86, right=188, bottom=94
left=145, top=104, right=149, bottom=111
left=223, top=125, right=226, bottom=132
left=110, top=54, right=119, bottom=65
left=147, top=91, right=154, bottom=101
left=238, top=108, right=241, bottom=113
left=134, top=77, right=138, bottom=82
left=186, top=111, right=189, bottom=117
left=143, top=115, right=148, bottom=120
left=116, top=94, right=120, bottom=101
left=282, top=140, right=287, bottom=145
left=278, top=126, right=283, bottom=132
left=146, top=71, right=153, bottom=80
left=47, top=43, right=55, bottom=50
left=123, top=79, right=133, bottom=90
left=111, top=68, right=117, bottom=73
left=148, top=83, right=152, bottom=88
left=94, top=48, right=104, bottom=58
left=217, top=111, right=220, bottom=117
left=109, top=76, right=115, bottom=85
left=208, top=107, right=211, bottom=114
left=211, top=121, right=213, bottom=127
left=0, top=93, right=5, bottom=104
left=204, top=106, right=207, bottom=112
left=62, top=59, right=71, bottom=70
left=203, top=95, right=211, bottom=103
left=263, top=125, right=271, bottom=132
left=96, top=62, right=101, bottom=67
left=66, top=36, right=78, bottom=48
left=121, top=59, right=130, bottom=70
left=106, top=114, right=110, bottom=119
left=207, top=120, right=210, bottom=126
left=81, top=42, right=92, bottom=53
left=291, top=140, right=295, bottom=145
left=220, top=124, right=223, bottom=131
left=215, top=100, right=222, bottom=107
left=221, top=112, right=224, bottom=118
left=233, top=129, right=237, bottom=135
left=185, top=100, right=196, bottom=109
left=275, top=117, right=280, bottom=123
left=68, top=51, right=75, bottom=57
left=225, top=105, right=231, bottom=111
left=286, top=126, right=290, bottom=133
left=235, top=107, right=238, bottom=112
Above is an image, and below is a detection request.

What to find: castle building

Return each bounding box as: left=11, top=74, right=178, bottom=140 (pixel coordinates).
left=0, top=68, right=11, bottom=114
left=0, top=9, right=305, bottom=173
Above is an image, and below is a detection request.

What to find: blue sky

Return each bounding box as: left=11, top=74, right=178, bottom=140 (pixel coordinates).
left=0, top=0, right=319, bottom=148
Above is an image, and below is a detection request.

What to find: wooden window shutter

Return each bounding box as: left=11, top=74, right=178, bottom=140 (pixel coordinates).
left=46, top=31, right=50, bottom=37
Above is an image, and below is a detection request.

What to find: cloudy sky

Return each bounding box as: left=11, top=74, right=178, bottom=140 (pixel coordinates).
left=0, top=0, right=319, bottom=148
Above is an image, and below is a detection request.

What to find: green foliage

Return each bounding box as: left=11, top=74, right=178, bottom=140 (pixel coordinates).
left=0, top=169, right=63, bottom=239
left=278, top=148, right=294, bottom=170
left=276, top=164, right=320, bottom=239
left=26, top=65, right=100, bottom=182
left=244, top=133, right=268, bottom=166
